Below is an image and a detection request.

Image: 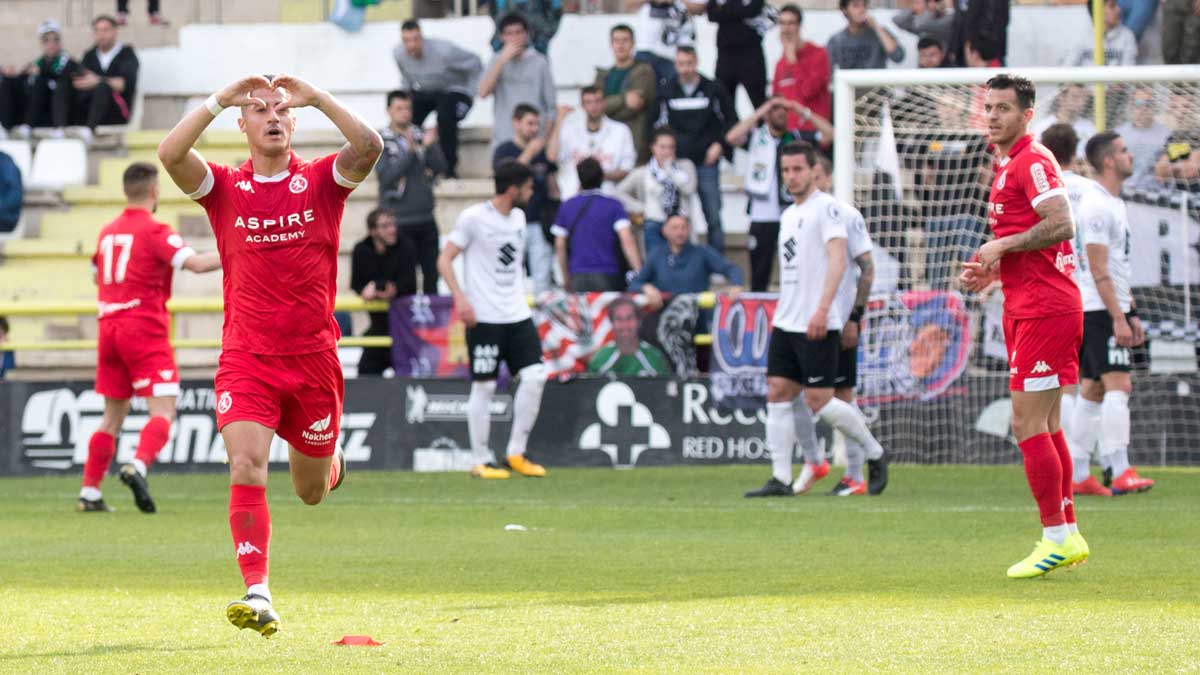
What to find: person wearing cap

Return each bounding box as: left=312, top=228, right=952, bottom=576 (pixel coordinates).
left=0, top=20, right=80, bottom=139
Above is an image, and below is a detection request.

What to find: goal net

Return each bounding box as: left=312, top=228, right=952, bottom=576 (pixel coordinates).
left=830, top=66, right=1200, bottom=465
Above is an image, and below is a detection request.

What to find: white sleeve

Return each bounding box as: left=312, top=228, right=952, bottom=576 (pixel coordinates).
left=1077, top=197, right=1110, bottom=247
left=446, top=211, right=474, bottom=249
left=186, top=163, right=215, bottom=201
left=332, top=159, right=363, bottom=189
left=613, top=218, right=632, bottom=231
left=848, top=214, right=873, bottom=258
left=170, top=247, right=197, bottom=270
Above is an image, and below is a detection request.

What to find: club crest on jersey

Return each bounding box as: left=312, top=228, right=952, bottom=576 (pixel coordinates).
left=217, top=391, right=232, bottom=414
left=997, top=171, right=1007, bottom=190
left=289, top=174, right=308, bottom=194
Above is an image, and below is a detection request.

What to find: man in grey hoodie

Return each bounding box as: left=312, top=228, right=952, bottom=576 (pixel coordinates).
left=395, top=20, right=483, bottom=178
left=377, top=90, right=448, bottom=295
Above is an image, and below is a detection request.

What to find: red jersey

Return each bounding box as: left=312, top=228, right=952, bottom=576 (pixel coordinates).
left=92, top=207, right=195, bottom=336
left=988, top=134, right=1081, bottom=319
left=772, top=43, right=831, bottom=133
left=192, top=151, right=357, bottom=355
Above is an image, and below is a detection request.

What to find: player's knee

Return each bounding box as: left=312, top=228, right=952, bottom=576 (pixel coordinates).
left=1080, top=379, right=1106, bottom=401
left=1102, top=375, right=1133, bottom=396
left=766, top=379, right=796, bottom=403
left=806, top=388, right=834, bottom=411
left=296, top=485, right=326, bottom=506
left=517, top=364, right=547, bottom=393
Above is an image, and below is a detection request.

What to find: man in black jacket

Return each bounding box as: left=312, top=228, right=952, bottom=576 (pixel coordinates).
left=351, top=208, right=418, bottom=376
left=656, top=46, right=736, bottom=252
left=376, top=90, right=448, bottom=295
left=73, top=15, right=139, bottom=143
left=706, top=0, right=769, bottom=109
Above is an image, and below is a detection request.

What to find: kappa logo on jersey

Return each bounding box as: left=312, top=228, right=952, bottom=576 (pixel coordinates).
left=498, top=242, right=517, bottom=267
left=288, top=174, right=308, bottom=194
left=236, top=180, right=255, bottom=193
left=217, top=391, right=233, bottom=414
left=302, top=413, right=336, bottom=445
left=132, top=378, right=151, bottom=390
left=1031, top=361, right=1052, bottom=374
left=235, top=541, right=263, bottom=557
left=782, top=237, right=797, bottom=263
left=159, top=369, right=174, bottom=380
left=1031, top=163, right=1050, bottom=193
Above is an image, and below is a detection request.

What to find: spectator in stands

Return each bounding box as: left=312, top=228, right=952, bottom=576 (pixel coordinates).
left=656, top=45, right=735, bottom=253
left=1156, top=94, right=1200, bottom=194
left=1162, top=0, right=1200, bottom=64
left=628, top=214, right=744, bottom=312
left=0, top=149, right=22, bottom=234
left=587, top=296, right=671, bottom=376
left=1066, top=0, right=1138, bottom=66
left=351, top=208, right=418, bottom=376
left=493, top=103, right=557, bottom=295
left=489, top=0, right=567, bottom=55
left=1116, top=0, right=1158, bottom=43
left=893, top=0, right=955, bottom=60
left=377, top=91, right=447, bottom=295
left=0, top=20, right=79, bottom=139
left=116, top=1, right=169, bottom=26
left=394, top=21, right=483, bottom=179
left=72, top=15, right=139, bottom=145
left=953, top=0, right=1008, bottom=66
left=706, top=0, right=769, bottom=109
left=478, top=13, right=557, bottom=152
left=548, top=87, right=637, bottom=199
left=616, top=127, right=697, bottom=257
left=827, top=0, right=905, bottom=72
left=628, top=0, right=702, bottom=90
left=0, top=316, right=12, bottom=379
left=552, top=158, right=642, bottom=292
left=962, top=36, right=1002, bottom=68
left=1116, top=86, right=1172, bottom=190
left=725, top=97, right=806, bottom=292
left=773, top=5, right=831, bottom=135
left=594, top=24, right=657, bottom=164
left=916, top=36, right=950, bottom=68
left=1032, top=85, right=1095, bottom=158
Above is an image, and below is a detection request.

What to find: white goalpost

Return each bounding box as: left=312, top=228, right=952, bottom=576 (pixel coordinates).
left=828, top=65, right=1200, bottom=464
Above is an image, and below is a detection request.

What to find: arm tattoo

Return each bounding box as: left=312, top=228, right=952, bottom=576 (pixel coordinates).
left=853, top=253, right=874, bottom=310
left=1008, top=195, right=1075, bottom=252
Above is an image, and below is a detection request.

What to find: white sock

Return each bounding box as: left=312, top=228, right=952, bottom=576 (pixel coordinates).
left=815, top=398, right=882, bottom=461
left=131, top=458, right=148, bottom=477
left=506, top=364, right=546, bottom=457
left=79, top=486, right=101, bottom=501
left=1100, top=390, right=1131, bottom=476
left=1068, top=398, right=1101, bottom=483
left=1044, top=524, right=1069, bottom=545
left=1067, top=522, right=1079, bottom=535
left=792, top=398, right=823, bottom=465
left=247, top=583, right=272, bottom=603
left=1059, top=392, right=1076, bottom=437
left=845, top=438, right=866, bottom=483
left=468, top=380, right=497, bottom=465
left=767, top=401, right=796, bottom=484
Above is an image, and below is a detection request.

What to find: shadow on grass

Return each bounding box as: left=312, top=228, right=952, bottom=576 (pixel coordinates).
left=0, top=643, right=222, bottom=661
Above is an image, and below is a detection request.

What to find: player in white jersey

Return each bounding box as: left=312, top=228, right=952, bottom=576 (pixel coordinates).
left=1070, top=132, right=1154, bottom=495
left=745, top=141, right=886, bottom=498
left=437, top=160, right=550, bottom=479
left=787, top=155, right=889, bottom=496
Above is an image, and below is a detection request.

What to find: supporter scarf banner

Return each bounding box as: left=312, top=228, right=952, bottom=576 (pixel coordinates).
left=533, top=291, right=698, bottom=378
left=388, top=295, right=470, bottom=378
left=709, top=291, right=972, bottom=408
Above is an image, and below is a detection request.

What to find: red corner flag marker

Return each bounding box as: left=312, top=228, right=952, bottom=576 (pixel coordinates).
left=332, top=635, right=384, bottom=646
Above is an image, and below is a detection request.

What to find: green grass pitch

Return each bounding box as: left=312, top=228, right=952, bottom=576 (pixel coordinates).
left=1, top=465, right=1197, bottom=674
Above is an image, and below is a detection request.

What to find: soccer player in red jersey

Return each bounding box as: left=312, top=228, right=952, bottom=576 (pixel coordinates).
left=79, top=162, right=221, bottom=514
left=157, top=74, right=382, bottom=635
left=960, top=74, right=1088, bottom=578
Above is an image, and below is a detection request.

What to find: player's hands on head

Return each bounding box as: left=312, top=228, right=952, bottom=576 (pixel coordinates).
left=216, top=74, right=274, bottom=109
left=270, top=73, right=325, bottom=112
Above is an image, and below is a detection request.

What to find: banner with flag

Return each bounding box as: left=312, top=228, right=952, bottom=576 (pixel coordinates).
left=388, top=295, right=470, bottom=377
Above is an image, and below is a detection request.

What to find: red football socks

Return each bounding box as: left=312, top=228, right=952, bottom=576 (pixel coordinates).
left=1018, top=432, right=1066, bottom=527
left=82, top=431, right=116, bottom=488
left=1049, top=429, right=1076, bottom=525
left=229, top=484, right=271, bottom=587
left=134, top=416, right=171, bottom=468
